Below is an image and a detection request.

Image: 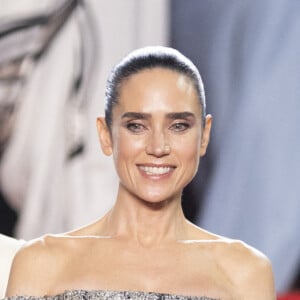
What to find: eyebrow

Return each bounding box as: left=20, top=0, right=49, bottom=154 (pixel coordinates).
left=166, top=112, right=195, bottom=120
left=121, top=111, right=195, bottom=120
left=121, top=112, right=151, bottom=120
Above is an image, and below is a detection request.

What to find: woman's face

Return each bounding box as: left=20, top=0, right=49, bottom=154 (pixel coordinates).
left=98, top=67, right=211, bottom=204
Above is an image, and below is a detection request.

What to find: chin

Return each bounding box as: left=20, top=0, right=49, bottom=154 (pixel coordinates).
left=137, top=191, right=180, bottom=206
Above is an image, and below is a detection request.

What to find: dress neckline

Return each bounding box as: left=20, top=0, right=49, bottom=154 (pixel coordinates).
left=4, top=289, right=220, bottom=300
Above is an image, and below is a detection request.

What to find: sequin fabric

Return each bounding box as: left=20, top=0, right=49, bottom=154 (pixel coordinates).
left=3, top=290, right=220, bottom=300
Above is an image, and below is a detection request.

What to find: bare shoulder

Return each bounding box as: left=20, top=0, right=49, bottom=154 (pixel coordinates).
left=5, top=221, right=107, bottom=297
left=214, top=238, right=276, bottom=300
left=6, top=234, right=67, bottom=297
left=185, top=223, right=276, bottom=299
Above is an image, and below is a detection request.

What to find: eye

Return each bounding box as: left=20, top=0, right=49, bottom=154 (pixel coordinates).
left=169, top=122, right=190, bottom=132
left=126, top=122, right=147, bottom=133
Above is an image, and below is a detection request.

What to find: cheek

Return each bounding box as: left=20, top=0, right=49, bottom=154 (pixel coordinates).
left=173, top=132, right=201, bottom=157
left=172, top=133, right=202, bottom=175
left=182, top=144, right=200, bottom=164
left=112, top=131, right=145, bottom=164
left=183, top=142, right=201, bottom=177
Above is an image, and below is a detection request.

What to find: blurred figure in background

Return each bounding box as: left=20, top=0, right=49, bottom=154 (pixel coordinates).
left=0, top=0, right=105, bottom=239
left=171, top=0, right=300, bottom=294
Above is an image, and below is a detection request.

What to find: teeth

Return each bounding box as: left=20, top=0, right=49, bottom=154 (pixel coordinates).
left=139, top=166, right=172, bottom=175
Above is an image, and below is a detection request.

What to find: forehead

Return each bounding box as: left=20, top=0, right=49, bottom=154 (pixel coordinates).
left=116, top=68, right=201, bottom=115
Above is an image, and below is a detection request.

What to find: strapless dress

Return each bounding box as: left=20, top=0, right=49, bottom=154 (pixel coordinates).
left=3, top=289, right=220, bottom=300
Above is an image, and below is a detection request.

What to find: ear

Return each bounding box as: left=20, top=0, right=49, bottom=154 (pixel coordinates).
left=200, top=114, right=212, bottom=157
left=96, top=117, right=113, bottom=156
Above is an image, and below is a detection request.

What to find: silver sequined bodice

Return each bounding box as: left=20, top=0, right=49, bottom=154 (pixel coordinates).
left=3, top=290, right=220, bottom=300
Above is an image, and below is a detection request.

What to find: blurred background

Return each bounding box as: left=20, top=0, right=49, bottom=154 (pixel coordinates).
left=0, top=0, right=299, bottom=296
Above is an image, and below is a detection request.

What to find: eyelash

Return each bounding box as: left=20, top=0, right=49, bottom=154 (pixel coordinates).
left=169, top=122, right=191, bottom=132
left=126, top=122, right=146, bottom=133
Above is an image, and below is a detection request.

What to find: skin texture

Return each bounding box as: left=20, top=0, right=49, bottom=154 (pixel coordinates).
left=6, top=68, right=276, bottom=299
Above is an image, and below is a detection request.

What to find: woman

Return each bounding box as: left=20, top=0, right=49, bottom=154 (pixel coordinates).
left=5, top=47, right=275, bottom=299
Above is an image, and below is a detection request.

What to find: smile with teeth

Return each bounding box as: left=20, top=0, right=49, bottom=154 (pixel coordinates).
left=138, top=165, right=174, bottom=175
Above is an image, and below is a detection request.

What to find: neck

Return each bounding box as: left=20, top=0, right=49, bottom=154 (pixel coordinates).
left=101, top=186, right=188, bottom=247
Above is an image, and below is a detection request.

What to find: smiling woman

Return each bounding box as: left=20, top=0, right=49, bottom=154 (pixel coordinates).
left=4, top=47, right=276, bottom=300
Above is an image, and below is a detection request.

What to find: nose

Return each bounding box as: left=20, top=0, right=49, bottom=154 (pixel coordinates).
left=145, top=129, right=171, bottom=157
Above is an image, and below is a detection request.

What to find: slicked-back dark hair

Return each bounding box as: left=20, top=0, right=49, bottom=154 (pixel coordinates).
left=104, top=46, right=206, bottom=129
